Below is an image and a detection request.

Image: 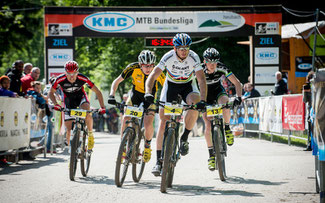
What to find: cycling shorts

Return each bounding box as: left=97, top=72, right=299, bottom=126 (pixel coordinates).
left=206, top=85, right=228, bottom=105
left=63, top=91, right=89, bottom=121
left=126, top=90, right=157, bottom=111
left=160, top=80, right=199, bottom=104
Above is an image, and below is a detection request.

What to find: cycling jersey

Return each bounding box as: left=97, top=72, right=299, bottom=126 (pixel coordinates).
left=157, top=50, right=202, bottom=84
left=121, top=62, right=165, bottom=95
left=203, top=62, right=233, bottom=104
left=52, top=73, right=94, bottom=96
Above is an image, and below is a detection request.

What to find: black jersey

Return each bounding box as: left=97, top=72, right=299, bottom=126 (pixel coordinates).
left=203, top=62, right=233, bottom=88
left=52, top=73, right=94, bottom=96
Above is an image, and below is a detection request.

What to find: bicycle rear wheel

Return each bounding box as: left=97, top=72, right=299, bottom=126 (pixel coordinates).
left=81, top=131, right=91, bottom=177
left=115, top=127, right=134, bottom=187
left=69, top=129, right=80, bottom=181
left=213, top=126, right=226, bottom=181
left=161, top=128, right=176, bottom=193
left=132, top=128, right=146, bottom=183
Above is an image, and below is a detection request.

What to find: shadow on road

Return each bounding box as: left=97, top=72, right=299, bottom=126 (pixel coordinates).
left=225, top=176, right=287, bottom=185
left=0, top=156, right=66, bottom=176
left=76, top=175, right=115, bottom=185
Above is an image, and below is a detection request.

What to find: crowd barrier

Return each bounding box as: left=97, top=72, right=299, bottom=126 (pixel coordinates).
left=230, top=94, right=308, bottom=144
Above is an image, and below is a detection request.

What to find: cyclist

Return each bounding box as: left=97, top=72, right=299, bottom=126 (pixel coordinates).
left=201, top=48, right=242, bottom=171
left=107, top=50, right=165, bottom=163
left=49, top=61, right=106, bottom=151
left=145, top=33, right=207, bottom=176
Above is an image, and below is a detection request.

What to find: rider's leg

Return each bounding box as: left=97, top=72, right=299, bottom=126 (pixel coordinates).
left=65, top=120, right=73, bottom=145
left=143, top=112, right=155, bottom=163
left=203, top=112, right=216, bottom=170
left=179, top=92, right=200, bottom=156
left=120, top=115, right=130, bottom=138
left=80, top=102, right=95, bottom=150
left=218, top=95, right=233, bottom=146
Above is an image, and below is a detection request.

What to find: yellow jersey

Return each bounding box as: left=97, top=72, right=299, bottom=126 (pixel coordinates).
left=121, top=62, right=165, bottom=95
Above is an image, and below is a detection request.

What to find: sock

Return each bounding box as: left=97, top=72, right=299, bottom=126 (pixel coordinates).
left=156, top=150, right=162, bottom=164
left=88, top=130, right=93, bottom=136
left=145, top=139, right=152, bottom=148
left=208, top=147, right=215, bottom=158
left=181, top=128, right=191, bottom=142
left=224, top=124, right=230, bottom=131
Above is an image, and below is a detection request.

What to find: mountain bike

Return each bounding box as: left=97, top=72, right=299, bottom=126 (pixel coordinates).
left=205, top=102, right=232, bottom=181
left=156, top=100, right=197, bottom=193
left=58, top=108, right=98, bottom=181
left=114, top=103, right=151, bottom=187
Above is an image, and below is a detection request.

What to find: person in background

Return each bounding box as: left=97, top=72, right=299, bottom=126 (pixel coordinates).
left=6, top=60, right=24, bottom=96
left=23, top=63, right=33, bottom=76
left=243, top=83, right=260, bottom=99
left=21, top=67, right=41, bottom=94
left=0, top=76, right=17, bottom=97
left=271, top=71, right=288, bottom=95
left=27, top=81, right=46, bottom=109
left=303, top=71, right=314, bottom=151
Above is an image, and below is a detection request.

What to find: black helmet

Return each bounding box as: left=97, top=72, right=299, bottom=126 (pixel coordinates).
left=203, top=48, right=220, bottom=62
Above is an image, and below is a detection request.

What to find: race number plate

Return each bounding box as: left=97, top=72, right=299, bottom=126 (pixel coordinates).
left=70, top=109, right=87, bottom=118
left=164, top=103, right=183, bottom=115
left=125, top=106, right=143, bottom=118
left=206, top=106, right=222, bottom=117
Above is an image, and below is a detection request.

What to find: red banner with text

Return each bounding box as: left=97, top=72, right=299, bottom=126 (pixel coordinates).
left=282, top=95, right=305, bottom=131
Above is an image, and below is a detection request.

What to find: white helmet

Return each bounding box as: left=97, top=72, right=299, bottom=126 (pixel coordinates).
left=138, top=50, right=156, bottom=65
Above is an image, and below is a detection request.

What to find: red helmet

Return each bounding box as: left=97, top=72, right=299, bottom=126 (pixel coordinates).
left=64, top=61, right=79, bottom=73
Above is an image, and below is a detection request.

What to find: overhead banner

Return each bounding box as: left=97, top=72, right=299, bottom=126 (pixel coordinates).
left=282, top=95, right=305, bottom=131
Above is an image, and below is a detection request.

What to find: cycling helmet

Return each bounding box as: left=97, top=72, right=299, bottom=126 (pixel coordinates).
left=138, top=50, right=156, bottom=65
left=64, top=61, right=79, bottom=72
left=173, top=33, right=192, bottom=47
left=203, top=48, right=220, bottom=62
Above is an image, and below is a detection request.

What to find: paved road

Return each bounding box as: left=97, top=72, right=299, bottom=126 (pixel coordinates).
left=0, top=132, right=318, bottom=203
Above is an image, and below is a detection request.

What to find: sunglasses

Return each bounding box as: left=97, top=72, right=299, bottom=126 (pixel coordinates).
left=177, top=46, right=190, bottom=51
left=141, top=64, right=154, bottom=68
left=205, top=60, right=218, bottom=64
left=66, top=72, right=78, bottom=76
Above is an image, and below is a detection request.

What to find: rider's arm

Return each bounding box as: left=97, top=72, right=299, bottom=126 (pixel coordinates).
left=91, top=85, right=105, bottom=108
left=48, top=87, right=58, bottom=105
left=110, top=75, right=124, bottom=96
left=195, top=69, right=207, bottom=101
left=227, top=74, right=242, bottom=97
left=145, top=67, right=163, bottom=94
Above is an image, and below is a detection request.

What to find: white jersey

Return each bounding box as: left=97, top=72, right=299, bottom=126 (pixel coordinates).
left=156, top=50, right=202, bottom=84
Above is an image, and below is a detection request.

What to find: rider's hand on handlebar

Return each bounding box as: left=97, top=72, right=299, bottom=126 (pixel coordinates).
left=195, top=100, right=206, bottom=111
left=107, top=95, right=116, bottom=105
left=233, top=97, right=242, bottom=107
left=144, top=93, right=154, bottom=109
left=99, top=107, right=106, bottom=114
left=54, top=104, right=63, bottom=111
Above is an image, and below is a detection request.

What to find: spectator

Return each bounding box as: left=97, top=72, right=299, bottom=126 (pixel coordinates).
left=0, top=76, right=17, bottom=97
left=272, top=71, right=288, bottom=95
left=243, top=83, right=260, bottom=99
left=21, top=67, right=41, bottom=94
left=303, top=71, right=314, bottom=151
left=6, top=60, right=24, bottom=96
left=23, top=63, right=33, bottom=76
left=27, top=81, right=46, bottom=109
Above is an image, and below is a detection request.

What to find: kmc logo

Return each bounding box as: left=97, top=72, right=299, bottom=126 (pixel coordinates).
left=83, top=12, right=135, bottom=32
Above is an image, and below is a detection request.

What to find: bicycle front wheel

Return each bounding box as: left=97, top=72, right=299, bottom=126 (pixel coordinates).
left=81, top=131, right=91, bottom=177
left=69, top=129, right=80, bottom=181
left=213, top=126, right=226, bottom=181
left=161, top=128, right=176, bottom=193
left=132, top=127, right=146, bottom=183
left=115, top=127, right=134, bottom=187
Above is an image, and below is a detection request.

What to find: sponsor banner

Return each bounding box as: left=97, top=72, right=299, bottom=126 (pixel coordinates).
left=30, top=100, right=48, bottom=138
left=48, top=49, right=73, bottom=66
left=81, top=11, right=246, bottom=33
left=48, top=23, right=72, bottom=36
left=0, top=97, right=31, bottom=151
left=243, top=98, right=259, bottom=124
left=259, top=97, right=271, bottom=131
left=255, top=22, right=279, bottom=35
left=255, top=66, right=278, bottom=84
left=269, top=96, right=283, bottom=133
left=230, top=104, right=245, bottom=125
left=282, top=95, right=305, bottom=131
left=48, top=68, right=65, bottom=80
left=255, top=47, right=279, bottom=65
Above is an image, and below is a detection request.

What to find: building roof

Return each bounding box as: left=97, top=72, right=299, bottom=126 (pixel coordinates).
left=282, top=21, right=325, bottom=39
